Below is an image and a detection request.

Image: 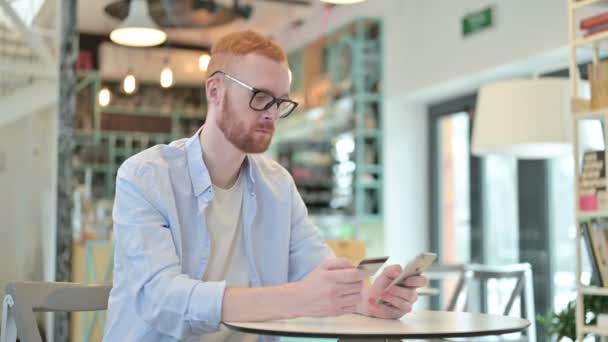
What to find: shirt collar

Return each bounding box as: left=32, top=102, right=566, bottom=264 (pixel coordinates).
left=185, top=126, right=256, bottom=197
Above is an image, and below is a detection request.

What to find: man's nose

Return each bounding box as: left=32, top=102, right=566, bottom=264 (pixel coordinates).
left=261, top=104, right=279, bottom=121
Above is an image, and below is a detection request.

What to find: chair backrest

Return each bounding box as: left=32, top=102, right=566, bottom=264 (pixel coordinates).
left=426, top=263, right=536, bottom=342
left=325, top=240, right=366, bottom=265
left=1, top=281, right=111, bottom=342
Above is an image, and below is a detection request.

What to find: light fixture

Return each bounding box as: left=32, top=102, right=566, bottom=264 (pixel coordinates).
left=123, top=71, right=137, bottom=94
left=320, top=0, right=367, bottom=4
left=471, top=78, right=598, bottom=159
left=160, top=59, right=174, bottom=88
left=98, top=87, right=111, bottom=107
left=472, top=79, right=571, bottom=159
left=199, top=53, right=211, bottom=71
left=109, top=0, right=167, bottom=47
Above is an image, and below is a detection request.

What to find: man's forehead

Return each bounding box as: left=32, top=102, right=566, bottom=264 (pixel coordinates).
left=230, top=54, right=290, bottom=95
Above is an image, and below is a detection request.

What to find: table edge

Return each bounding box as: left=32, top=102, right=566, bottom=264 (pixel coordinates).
left=222, top=321, right=531, bottom=339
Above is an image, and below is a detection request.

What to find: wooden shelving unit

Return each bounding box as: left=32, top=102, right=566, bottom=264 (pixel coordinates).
left=74, top=71, right=205, bottom=198
left=568, top=1, right=608, bottom=340
left=278, top=18, right=383, bottom=225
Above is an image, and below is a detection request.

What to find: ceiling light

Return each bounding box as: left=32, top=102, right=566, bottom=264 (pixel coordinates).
left=199, top=53, right=211, bottom=71
left=123, top=71, right=137, bottom=94
left=160, top=61, right=174, bottom=88
left=109, top=0, right=167, bottom=47
left=320, top=0, right=367, bottom=4
left=98, top=87, right=111, bottom=107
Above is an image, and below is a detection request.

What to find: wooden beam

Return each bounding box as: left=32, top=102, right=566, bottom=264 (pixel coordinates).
left=0, top=80, right=57, bottom=127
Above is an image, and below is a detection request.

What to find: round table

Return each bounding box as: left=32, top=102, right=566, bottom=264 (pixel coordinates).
left=223, top=311, right=530, bottom=341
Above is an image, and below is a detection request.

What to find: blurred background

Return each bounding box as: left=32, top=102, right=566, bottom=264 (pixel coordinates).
left=1, top=0, right=608, bottom=341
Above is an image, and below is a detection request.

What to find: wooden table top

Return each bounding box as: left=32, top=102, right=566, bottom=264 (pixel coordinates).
left=223, top=311, right=530, bottom=339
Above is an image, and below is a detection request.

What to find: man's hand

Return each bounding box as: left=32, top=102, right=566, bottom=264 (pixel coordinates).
left=291, top=258, right=368, bottom=317
left=356, top=264, right=428, bottom=319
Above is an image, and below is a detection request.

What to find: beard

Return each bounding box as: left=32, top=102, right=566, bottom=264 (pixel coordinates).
left=217, top=95, right=275, bottom=154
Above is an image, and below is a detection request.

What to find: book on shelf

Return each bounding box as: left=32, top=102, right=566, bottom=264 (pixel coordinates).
left=580, top=12, right=608, bottom=30
left=579, top=150, right=607, bottom=211
left=581, top=220, right=608, bottom=287
left=584, top=23, right=608, bottom=37
left=597, top=225, right=608, bottom=286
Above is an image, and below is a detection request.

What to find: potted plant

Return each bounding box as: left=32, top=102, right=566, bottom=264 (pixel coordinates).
left=539, top=295, right=608, bottom=341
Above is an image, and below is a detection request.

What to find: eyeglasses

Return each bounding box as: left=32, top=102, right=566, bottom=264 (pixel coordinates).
left=209, top=70, right=299, bottom=118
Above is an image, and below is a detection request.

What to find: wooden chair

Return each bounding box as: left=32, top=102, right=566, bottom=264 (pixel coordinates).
left=1, top=282, right=111, bottom=342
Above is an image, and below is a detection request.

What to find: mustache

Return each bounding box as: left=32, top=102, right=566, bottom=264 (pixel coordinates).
left=255, top=122, right=275, bottom=133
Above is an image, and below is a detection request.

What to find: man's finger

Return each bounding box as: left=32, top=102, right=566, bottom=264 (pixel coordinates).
left=402, top=275, right=428, bottom=288
left=328, top=268, right=368, bottom=283
left=379, top=294, right=412, bottom=312
left=322, top=258, right=355, bottom=270
left=385, top=286, right=418, bottom=303
left=375, top=302, right=406, bottom=319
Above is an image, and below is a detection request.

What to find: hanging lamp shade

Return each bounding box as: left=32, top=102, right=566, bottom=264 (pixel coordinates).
left=472, top=78, right=574, bottom=159
left=110, top=0, right=166, bottom=47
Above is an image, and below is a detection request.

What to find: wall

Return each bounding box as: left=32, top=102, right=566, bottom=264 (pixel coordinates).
left=389, top=0, right=567, bottom=98
left=276, top=0, right=570, bottom=264
left=0, top=109, right=57, bottom=323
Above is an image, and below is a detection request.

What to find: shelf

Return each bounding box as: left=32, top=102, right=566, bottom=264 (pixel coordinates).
left=580, top=325, right=608, bottom=336
left=572, top=0, right=608, bottom=10
left=356, top=180, right=382, bottom=189
left=102, top=106, right=202, bottom=118
left=572, top=98, right=608, bottom=119
left=295, top=180, right=334, bottom=188
left=580, top=286, right=608, bottom=295
left=572, top=30, right=608, bottom=49
left=353, top=93, right=382, bottom=102
left=577, top=210, right=608, bottom=219
left=74, top=164, right=112, bottom=172
left=79, top=129, right=173, bottom=140
left=113, top=148, right=132, bottom=156
left=358, top=129, right=381, bottom=138
left=359, top=164, right=383, bottom=174
left=355, top=214, right=383, bottom=225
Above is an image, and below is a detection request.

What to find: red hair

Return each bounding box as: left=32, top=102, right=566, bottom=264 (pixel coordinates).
left=207, top=30, right=287, bottom=75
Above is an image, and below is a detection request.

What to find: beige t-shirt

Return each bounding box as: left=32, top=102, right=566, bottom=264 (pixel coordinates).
left=201, top=174, right=258, bottom=342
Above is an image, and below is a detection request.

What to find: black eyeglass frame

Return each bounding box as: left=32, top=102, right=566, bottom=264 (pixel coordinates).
left=209, top=70, right=299, bottom=118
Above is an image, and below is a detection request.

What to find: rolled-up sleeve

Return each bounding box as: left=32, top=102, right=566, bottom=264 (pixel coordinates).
left=287, top=176, right=335, bottom=282
left=112, top=159, right=225, bottom=340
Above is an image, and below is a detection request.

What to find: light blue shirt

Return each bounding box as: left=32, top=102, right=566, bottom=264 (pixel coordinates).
left=103, top=129, right=333, bottom=341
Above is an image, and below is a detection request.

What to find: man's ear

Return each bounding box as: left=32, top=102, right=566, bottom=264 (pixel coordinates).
left=205, top=76, right=222, bottom=106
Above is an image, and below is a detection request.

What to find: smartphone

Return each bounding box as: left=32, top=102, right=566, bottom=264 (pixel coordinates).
left=356, top=256, right=389, bottom=276
left=384, top=252, right=437, bottom=291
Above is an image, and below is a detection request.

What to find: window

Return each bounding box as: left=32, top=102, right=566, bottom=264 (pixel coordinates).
left=438, top=112, right=472, bottom=265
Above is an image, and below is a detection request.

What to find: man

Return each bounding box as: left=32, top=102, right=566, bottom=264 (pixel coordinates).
left=103, top=30, right=427, bottom=342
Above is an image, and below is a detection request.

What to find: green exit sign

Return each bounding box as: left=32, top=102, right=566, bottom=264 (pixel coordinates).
left=462, top=7, right=494, bottom=37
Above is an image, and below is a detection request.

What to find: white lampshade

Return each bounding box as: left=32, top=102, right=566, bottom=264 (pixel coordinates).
left=110, top=0, right=166, bottom=47
left=472, top=79, right=574, bottom=159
